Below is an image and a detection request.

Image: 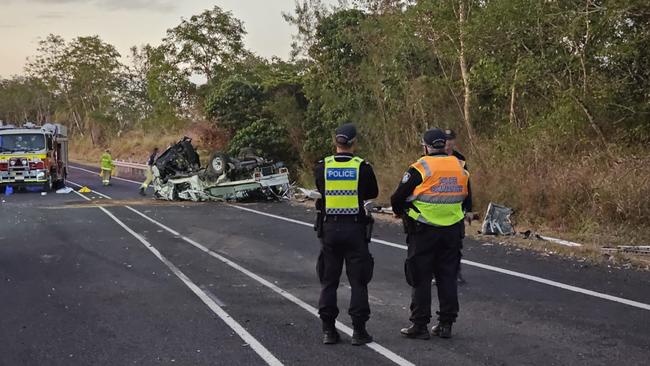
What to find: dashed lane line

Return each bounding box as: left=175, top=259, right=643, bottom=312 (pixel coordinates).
left=67, top=180, right=416, bottom=366
left=71, top=189, right=284, bottom=366
left=124, top=205, right=415, bottom=366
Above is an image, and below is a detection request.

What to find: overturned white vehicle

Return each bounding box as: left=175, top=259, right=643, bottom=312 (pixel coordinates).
left=151, top=137, right=291, bottom=202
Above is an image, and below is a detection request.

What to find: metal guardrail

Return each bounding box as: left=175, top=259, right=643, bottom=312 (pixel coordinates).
left=112, top=160, right=148, bottom=179
left=113, top=160, right=148, bottom=170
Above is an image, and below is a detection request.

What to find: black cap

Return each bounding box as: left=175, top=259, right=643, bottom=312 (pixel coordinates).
left=444, top=129, right=457, bottom=140
left=422, top=128, right=447, bottom=149
left=335, top=123, right=357, bottom=146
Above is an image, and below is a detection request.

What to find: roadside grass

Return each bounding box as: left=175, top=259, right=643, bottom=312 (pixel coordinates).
left=69, top=122, right=229, bottom=167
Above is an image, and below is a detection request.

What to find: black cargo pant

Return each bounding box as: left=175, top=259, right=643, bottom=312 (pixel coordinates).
left=317, top=219, right=374, bottom=327
left=404, top=221, right=462, bottom=325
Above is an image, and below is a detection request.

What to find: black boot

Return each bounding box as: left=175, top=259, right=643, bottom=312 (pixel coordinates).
left=139, top=187, right=146, bottom=196
left=322, top=322, right=340, bottom=345
left=432, top=322, right=453, bottom=339
left=400, top=324, right=430, bottom=340
left=351, top=325, right=373, bottom=346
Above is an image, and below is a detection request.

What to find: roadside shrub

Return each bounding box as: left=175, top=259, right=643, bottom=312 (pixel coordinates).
left=228, top=118, right=298, bottom=168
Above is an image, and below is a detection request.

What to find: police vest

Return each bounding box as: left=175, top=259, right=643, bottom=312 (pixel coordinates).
left=407, top=155, right=469, bottom=226
left=324, top=156, right=363, bottom=215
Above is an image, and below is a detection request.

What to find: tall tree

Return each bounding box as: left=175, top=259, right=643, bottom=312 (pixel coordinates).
left=164, top=6, right=246, bottom=81
left=25, top=34, right=123, bottom=143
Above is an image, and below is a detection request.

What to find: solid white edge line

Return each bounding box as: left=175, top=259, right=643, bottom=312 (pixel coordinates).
left=227, top=206, right=650, bottom=312
left=71, top=190, right=284, bottom=366
left=124, top=205, right=415, bottom=366
left=69, top=165, right=144, bottom=185
left=67, top=173, right=650, bottom=313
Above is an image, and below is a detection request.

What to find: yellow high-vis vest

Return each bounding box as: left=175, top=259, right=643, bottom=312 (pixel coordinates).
left=407, top=155, right=469, bottom=226
left=324, top=156, right=363, bottom=215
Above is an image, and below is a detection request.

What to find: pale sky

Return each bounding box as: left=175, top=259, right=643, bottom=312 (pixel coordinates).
left=0, top=0, right=336, bottom=78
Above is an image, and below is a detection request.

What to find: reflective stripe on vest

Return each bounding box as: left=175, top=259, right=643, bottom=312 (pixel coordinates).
left=324, top=155, right=362, bottom=215
left=407, top=155, right=469, bottom=226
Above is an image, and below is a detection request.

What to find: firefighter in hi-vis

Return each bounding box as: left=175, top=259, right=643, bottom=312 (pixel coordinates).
left=100, top=149, right=114, bottom=186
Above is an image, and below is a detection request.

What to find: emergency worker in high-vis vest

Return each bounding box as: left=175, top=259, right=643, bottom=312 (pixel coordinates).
left=391, top=128, right=471, bottom=340
left=313, top=123, right=378, bottom=346
left=100, top=149, right=114, bottom=186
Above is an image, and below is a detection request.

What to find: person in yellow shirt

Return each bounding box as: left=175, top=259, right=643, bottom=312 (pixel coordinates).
left=100, top=149, right=114, bottom=186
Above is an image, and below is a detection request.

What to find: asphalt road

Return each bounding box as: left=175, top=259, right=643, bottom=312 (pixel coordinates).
left=1, top=166, right=648, bottom=366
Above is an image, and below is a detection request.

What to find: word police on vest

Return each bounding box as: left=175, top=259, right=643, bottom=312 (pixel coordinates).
left=431, top=177, right=463, bottom=193
left=326, top=168, right=358, bottom=180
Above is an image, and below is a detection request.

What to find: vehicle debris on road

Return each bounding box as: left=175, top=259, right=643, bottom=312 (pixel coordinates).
left=481, top=202, right=515, bottom=235
left=151, top=137, right=291, bottom=202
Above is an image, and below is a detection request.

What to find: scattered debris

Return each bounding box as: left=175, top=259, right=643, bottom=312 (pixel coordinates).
left=521, top=230, right=583, bottom=247
left=481, top=202, right=515, bottom=235
left=295, top=187, right=321, bottom=200
left=78, top=186, right=91, bottom=193
left=602, top=246, right=650, bottom=256
left=537, top=235, right=583, bottom=247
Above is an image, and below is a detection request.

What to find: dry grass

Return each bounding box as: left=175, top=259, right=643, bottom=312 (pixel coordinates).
left=69, top=122, right=232, bottom=167
left=350, top=137, right=650, bottom=251
left=470, top=144, right=650, bottom=247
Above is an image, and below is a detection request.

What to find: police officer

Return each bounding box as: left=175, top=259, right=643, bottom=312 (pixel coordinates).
left=391, top=128, right=470, bottom=339
left=444, top=129, right=467, bottom=167
left=313, top=122, right=378, bottom=346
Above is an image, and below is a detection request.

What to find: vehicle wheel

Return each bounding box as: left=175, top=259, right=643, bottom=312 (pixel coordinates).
left=205, top=152, right=230, bottom=179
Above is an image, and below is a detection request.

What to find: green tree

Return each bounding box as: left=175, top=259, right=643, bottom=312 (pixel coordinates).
left=205, top=78, right=266, bottom=131
left=26, top=34, right=123, bottom=143
left=164, top=6, right=246, bottom=81
left=228, top=118, right=297, bottom=167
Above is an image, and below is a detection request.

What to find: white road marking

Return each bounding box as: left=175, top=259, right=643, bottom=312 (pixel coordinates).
left=71, top=190, right=284, bottom=366
left=228, top=206, right=650, bottom=312
left=124, top=205, right=415, bottom=366
left=69, top=165, right=144, bottom=185
left=67, top=172, right=650, bottom=313
left=67, top=179, right=414, bottom=365
left=67, top=181, right=112, bottom=199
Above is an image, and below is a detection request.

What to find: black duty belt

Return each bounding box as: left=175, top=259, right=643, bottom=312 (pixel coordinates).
left=323, top=214, right=363, bottom=223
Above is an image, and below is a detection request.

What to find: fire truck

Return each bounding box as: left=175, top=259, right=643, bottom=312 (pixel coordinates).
left=0, top=122, right=68, bottom=191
